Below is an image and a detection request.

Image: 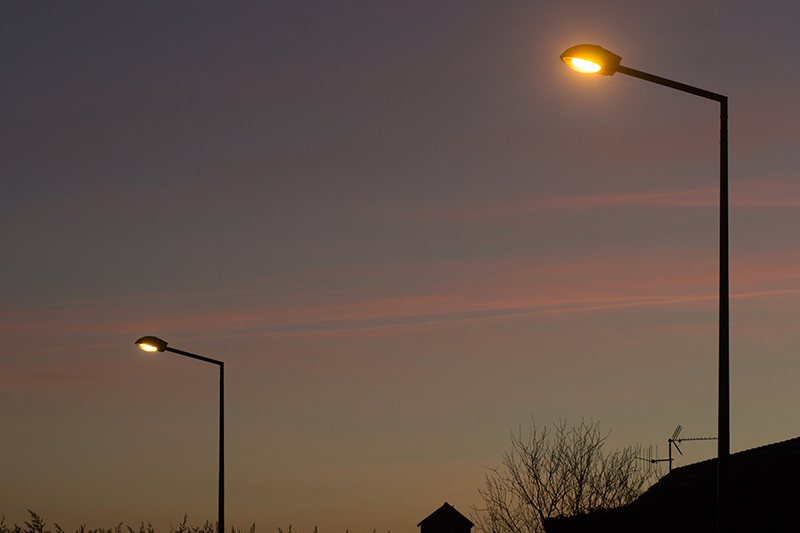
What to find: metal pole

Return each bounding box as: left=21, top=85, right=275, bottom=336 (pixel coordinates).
left=165, top=346, right=225, bottom=533
left=614, top=65, right=729, bottom=532
left=717, top=97, right=729, bottom=533
left=219, top=362, right=225, bottom=533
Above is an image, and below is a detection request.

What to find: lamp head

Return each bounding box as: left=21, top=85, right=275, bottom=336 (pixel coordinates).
left=560, top=44, right=621, bottom=76
left=136, top=336, right=168, bottom=352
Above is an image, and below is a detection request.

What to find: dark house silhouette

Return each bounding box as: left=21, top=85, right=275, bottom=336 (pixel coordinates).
left=543, top=436, right=800, bottom=533
left=418, top=502, right=473, bottom=533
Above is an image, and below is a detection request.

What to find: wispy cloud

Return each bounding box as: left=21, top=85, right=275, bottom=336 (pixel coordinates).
left=346, top=175, right=800, bottom=222
left=7, top=257, right=799, bottom=347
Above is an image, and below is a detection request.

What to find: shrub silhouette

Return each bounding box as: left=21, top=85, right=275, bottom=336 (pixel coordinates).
left=0, top=512, right=254, bottom=533
left=1, top=512, right=385, bottom=533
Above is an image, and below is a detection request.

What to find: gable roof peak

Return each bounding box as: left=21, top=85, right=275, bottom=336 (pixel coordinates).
left=417, top=502, right=474, bottom=528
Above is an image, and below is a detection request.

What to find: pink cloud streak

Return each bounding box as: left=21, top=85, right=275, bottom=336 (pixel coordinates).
left=345, top=175, right=800, bottom=222
left=5, top=254, right=798, bottom=345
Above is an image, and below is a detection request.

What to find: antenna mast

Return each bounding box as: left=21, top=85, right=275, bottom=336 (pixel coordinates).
left=639, top=425, right=718, bottom=473
left=668, top=425, right=717, bottom=472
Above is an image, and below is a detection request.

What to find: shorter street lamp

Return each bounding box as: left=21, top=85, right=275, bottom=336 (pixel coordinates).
left=136, top=336, right=225, bottom=533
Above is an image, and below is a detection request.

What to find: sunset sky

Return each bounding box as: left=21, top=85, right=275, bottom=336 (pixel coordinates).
left=3, top=2, right=800, bottom=532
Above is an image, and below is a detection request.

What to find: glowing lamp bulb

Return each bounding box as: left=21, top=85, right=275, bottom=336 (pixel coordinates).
left=568, top=57, right=602, bottom=73
left=138, top=343, right=159, bottom=352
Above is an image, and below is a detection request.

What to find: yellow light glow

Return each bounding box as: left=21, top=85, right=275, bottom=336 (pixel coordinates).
left=138, top=343, right=159, bottom=352
left=568, top=57, right=602, bottom=73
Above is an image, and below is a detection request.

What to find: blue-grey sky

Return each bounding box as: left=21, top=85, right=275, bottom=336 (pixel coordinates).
left=3, top=1, right=800, bottom=531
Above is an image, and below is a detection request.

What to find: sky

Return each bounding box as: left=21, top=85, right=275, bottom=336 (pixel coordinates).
left=3, top=1, right=800, bottom=531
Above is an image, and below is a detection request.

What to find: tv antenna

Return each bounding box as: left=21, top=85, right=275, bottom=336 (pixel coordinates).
left=667, top=425, right=717, bottom=472
left=636, top=444, right=669, bottom=476
left=637, top=425, right=718, bottom=473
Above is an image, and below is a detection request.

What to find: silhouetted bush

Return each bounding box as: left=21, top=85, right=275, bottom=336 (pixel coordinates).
left=1, top=512, right=386, bottom=533
left=0, top=512, right=254, bottom=533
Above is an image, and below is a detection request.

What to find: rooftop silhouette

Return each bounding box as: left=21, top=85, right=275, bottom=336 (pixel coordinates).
left=418, top=502, right=473, bottom=533
left=544, top=436, right=800, bottom=532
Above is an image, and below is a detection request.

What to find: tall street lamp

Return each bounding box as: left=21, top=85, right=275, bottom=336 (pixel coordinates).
left=558, top=44, right=729, bottom=531
left=136, top=336, right=225, bottom=533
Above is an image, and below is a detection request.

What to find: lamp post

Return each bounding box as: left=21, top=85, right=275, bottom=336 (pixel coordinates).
left=558, top=44, right=729, bottom=532
left=136, top=336, right=225, bottom=533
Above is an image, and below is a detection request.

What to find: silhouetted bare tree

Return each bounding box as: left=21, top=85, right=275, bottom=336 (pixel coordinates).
left=472, top=419, right=655, bottom=533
